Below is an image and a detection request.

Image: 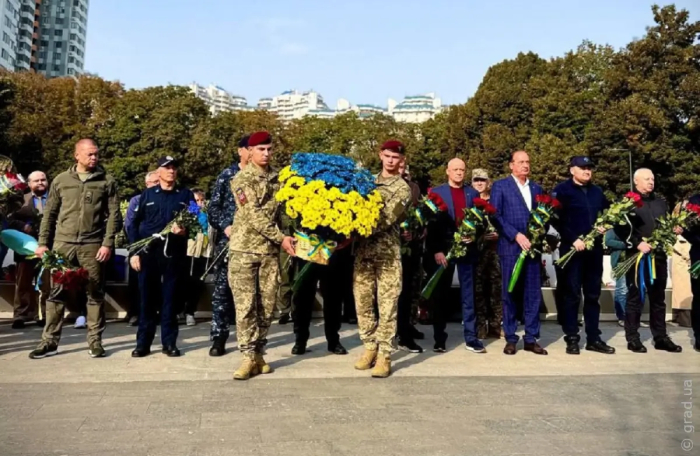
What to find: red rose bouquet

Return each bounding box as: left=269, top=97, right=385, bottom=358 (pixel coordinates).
left=38, top=251, right=90, bottom=291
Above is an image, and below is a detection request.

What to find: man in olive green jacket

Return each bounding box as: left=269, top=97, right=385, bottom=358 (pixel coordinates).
left=29, top=139, right=122, bottom=359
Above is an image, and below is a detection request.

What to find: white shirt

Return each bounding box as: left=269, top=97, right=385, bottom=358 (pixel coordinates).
left=512, top=175, right=532, bottom=210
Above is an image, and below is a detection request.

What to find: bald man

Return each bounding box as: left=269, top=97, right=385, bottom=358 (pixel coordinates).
left=614, top=168, right=682, bottom=353
left=491, top=151, right=547, bottom=355
left=30, top=139, right=122, bottom=359
left=426, top=158, right=484, bottom=353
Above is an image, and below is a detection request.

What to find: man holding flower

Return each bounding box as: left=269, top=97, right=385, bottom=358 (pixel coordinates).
left=552, top=156, right=614, bottom=355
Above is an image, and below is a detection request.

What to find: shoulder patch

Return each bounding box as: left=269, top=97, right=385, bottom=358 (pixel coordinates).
left=235, top=188, right=248, bottom=205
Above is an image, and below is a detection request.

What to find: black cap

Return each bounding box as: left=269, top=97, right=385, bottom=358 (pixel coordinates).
left=238, top=135, right=250, bottom=148
left=157, top=156, right=178, bottom=168
left=570, top=156, right=594, bottom=168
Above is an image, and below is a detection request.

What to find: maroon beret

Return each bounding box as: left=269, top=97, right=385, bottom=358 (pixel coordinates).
left=381, top=140, right=405, bottom=154
left=248, top=131, right=272, bottom=147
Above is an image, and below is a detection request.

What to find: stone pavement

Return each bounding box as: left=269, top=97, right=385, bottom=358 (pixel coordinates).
left=0, top=319, right=698, bottom=456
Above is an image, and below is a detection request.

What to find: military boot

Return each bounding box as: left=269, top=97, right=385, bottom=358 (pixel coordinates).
left=371, top=354, right=391, bottom=378
left=233, top=357, right=259, bottom=381
left=255, top=353, right=273, bottom=374
left=354, top=348, right=378, bottom=370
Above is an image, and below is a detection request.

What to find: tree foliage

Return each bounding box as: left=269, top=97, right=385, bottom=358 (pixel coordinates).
left=0, top=5, right=696, bottom=203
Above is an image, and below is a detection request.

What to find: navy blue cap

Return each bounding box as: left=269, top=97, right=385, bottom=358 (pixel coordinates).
left=238, top=135, right=250, bottom=148
left=157, top=156, right=178, bottom=168
left=570, top=156, right=594, bottom=168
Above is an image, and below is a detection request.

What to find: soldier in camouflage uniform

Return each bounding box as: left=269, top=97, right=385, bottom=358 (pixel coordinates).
left=471, top=169, right=503, bottom=339
left=354, top=140, right=412, bottom=378
left=207, top=135, right=249, bottom=357
left=228, top=131, right=296, bottom=380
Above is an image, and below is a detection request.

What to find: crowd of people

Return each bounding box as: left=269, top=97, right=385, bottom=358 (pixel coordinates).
left=4, top=134, right=699, bottom=380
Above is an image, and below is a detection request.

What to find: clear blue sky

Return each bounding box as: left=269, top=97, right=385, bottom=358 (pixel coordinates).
left=85, top=0, right=698, bottom=108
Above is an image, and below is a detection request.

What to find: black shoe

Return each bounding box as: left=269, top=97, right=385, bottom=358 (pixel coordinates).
left=565, top=340, right=580, bottom=355
left=654, top=337, right=682, bottom=353
left=695, top=341, right=700, bottom=352
left=586, top=340, right=615, bottom=354
left=398, top=338, right=423, bottom=353
left=410, top=326, right=425, bottom=340
left=209, top=338, right=226, bottom=357
left=11, top=320, right=24, bottom=329
left=36, top=319, right=45, bottom=327
left=278, top=314, right=291, bottom=325
left=328, top=342, right=348, bottom=355
left=291, top=342, right=306, bottom=355
left=88, top=341, right=106, bottom=358
left=162, top=345, right=181, bottom=357
left=627, top=339, right=647, bottom=353
left=524, top=342, right=548, bottom=355
left=131, top=347, right=151, bottom=358
left=433, top=342, right=446, bottom=353
left=28, top=342, right=58, bottom=359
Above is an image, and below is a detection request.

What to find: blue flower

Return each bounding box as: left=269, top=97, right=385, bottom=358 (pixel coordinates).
left=290, top=153, right=376, bottom=196
left=187, top=201, right=201, bottom=215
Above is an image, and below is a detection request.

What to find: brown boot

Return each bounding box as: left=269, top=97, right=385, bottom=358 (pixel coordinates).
left=371, top=354, right=391, bottom=378
left=354, top=348, right=378, bottom=370
left=255, top=353, right=272, bottom=374
left=488, top=326, right=502, bottom=339
left=233, top=357, right=259, bottom=380
left=477, top=325, right=488, bottom=340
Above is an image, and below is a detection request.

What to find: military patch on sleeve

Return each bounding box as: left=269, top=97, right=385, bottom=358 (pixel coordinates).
left=235, top=188, right=248, bottom=205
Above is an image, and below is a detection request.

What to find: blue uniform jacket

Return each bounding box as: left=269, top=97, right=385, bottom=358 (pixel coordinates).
left=552, top=179, right=610, bottom=253
left=129, top=185, right=194, bottom=255
left=490, top=176, right=544, bottom=258
left=208, top=164, right=240, bottom=249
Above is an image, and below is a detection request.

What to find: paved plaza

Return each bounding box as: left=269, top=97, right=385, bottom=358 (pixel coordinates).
left=0, top=320, right=698, bottom=456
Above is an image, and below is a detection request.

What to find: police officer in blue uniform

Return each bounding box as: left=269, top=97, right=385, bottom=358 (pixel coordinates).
left=207, top=135, right=249, bottom=356
left=553, top=156, right=615, bottom=355
left=129, top=156, right=194, bottom=357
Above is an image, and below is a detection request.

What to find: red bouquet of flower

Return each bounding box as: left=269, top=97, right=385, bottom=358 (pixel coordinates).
left=0, top=171, right=27, bottom=206
left=38, top=251, right=90, bottom=291
left=556, top=191, right=643, bottom=268
left=508, top=194, right=559, bottom=293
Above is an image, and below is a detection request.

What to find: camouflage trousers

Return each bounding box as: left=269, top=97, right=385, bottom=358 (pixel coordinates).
left=474, top=247, right=502, bottom=334
left=353, top=255, right=402, bottom=354
left=210, top=252, right=235, bottom=341
left=228, top=252, right=280, bottom=358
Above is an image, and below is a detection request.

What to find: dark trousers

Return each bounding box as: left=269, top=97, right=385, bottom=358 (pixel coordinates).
left=457, top=261, right=478, bottom=344
left=691, top=278, right=700, bottom=341
left=182, top=257, right=207, bottom=316
left=560, top=249, right=603, bottom=343
left=397, top=248, right=421, bottom=339
left=137, top=247, right=183, bottom=348
left=501, top=255, right=541, bottom=344
left=211, top=253, right=235, bottom=341
left=424, top=258, right=456, bottom=345
left=292, top=258, right=343, bottom=346
left=127, top=265, right=140, bottom=319
left=624, top=255, right=668, bottom=342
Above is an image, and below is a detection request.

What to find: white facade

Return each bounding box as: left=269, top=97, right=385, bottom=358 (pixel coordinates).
left=257, top=89, right=333, bottom=121
left=32, top=0, right=89, bottom=77
left=0, top=0, right=23, bottom=71
left=189, top=83, right=252, bottom=115
left=389, top=93, right=443, bottom=123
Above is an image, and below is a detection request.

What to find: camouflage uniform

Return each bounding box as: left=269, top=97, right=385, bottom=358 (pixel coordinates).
left=208, top=163, right=240, bottom=342
left=228, top=163, right=283, bottom=359
left=474, top=244, right=502, bottom=337
left=354, top=174, right=411, bottom=355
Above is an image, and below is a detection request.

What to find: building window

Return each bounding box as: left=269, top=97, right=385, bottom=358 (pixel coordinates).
left=1, top=49, right=9, bottom=60
left=67, top=68, right=74, bottom=75
left=55, top=18, right=63, bottom=25
left=54, top=30, right=62, bottom=37
left=68, top=56, right=74, bottom=63
left=69, top=33, right=76, bottom=40
left=4, top=16, right=12, bottom=28
left=38, top=63, right=46, bottom=70
left=53, top=64, right=60, bottom=71
left=40, top=40, right=49, bottom=47
left=55, top=41, right=63, bottom=48
left=2, top=33, right=10, bottom=45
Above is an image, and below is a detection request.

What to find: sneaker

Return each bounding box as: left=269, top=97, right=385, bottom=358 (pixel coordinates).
left=433, top=342, right=446, bottom=353
left=465, top=340, right=486, bottom=353
left=128, top=316, right=138, bottom=327
left=29, top=342, right=58, bottom=359
left=398, top=338, right=423, bottom=353
left=640, top=321, right=649, bottom=328
left=186, top=314, right=196, bottom=326
left=88, top=341, right=106, bottom=358
left=617, top=320, right=625, bottom=328
left=278, top=313, right=291, bottom=325
left=74, top=316, right=87, bottom=329
left=11, top=319, right=25, bottom=329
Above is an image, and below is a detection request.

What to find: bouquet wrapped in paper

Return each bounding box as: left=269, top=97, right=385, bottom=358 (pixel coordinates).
left=556, top=192, right=643, bottom=268
left=0, top=157, right=27, bottom=218
left=614, top=203, right=700, bottom=300
left=276, top=153, right=383, bottom=291
left=508, top=194, right=560, bottom=293
left=421, top=197, right=496, bottom=299
left=127, top=201, right=206, bottom=255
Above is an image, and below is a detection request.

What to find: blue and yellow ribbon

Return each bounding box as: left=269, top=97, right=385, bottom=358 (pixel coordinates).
left=294, top=231, right=337, bottom=261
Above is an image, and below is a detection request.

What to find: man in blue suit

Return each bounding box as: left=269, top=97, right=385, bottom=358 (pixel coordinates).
left=490, top=151, right=547, bottom=355
left=426, top=158, right=485, bottom=353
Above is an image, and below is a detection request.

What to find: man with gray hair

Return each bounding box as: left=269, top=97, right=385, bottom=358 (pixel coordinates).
left=614, top=168, right=682, bottom=353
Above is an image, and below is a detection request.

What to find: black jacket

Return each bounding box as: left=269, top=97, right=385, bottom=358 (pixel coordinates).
left=552, top=179, right=609, bottom=252
left=614, top=190, right=668, bottom=255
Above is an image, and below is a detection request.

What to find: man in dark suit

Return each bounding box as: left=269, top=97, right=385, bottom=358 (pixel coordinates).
left=426, top=158, right=484, bottom=353
left=8, top=171, right=50, bottom=329
left=684, top=193, right=700, bottom=352
left=490, top=151, right=547, bottom=355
